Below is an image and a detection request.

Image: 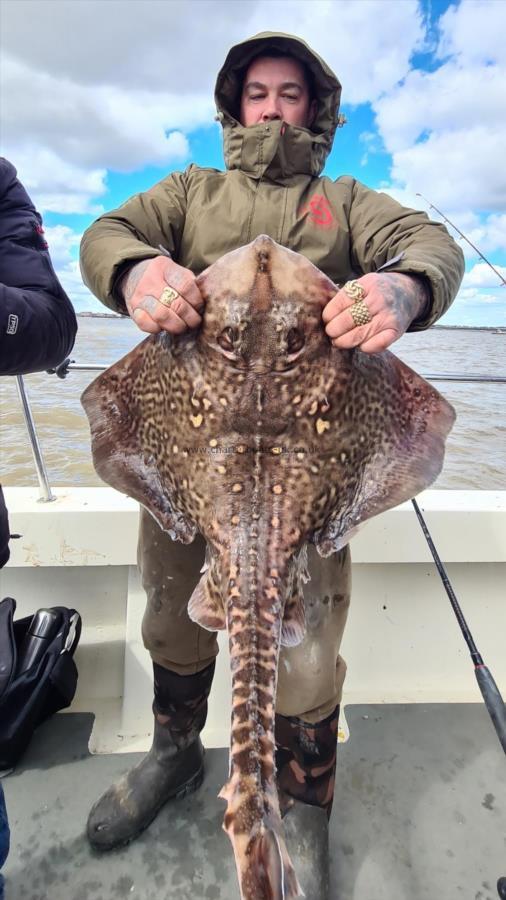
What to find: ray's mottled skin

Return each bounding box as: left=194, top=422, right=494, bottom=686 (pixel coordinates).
left=82, top=236, right=455, bottom=899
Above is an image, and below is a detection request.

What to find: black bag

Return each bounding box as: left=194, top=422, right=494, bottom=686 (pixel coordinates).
left=0, top=597, right=81, bottom=771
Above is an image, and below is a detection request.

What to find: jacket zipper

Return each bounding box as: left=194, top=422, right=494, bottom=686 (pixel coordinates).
left=246, top=130, right=265, bottom=243
left=246, top=126, right=288, bottom=244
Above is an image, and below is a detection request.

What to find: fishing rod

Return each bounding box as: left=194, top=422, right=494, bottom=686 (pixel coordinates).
left=411, top=498, right=506, bottom=898
left=411, top=498, right=506, bottom=753
left=415, top=193, right=506, bottom=288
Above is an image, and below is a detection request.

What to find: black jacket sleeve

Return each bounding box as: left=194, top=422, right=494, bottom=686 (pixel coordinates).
left=0, top=158, right=78, bottom=376
left=0, top=485, right=10, bottom=568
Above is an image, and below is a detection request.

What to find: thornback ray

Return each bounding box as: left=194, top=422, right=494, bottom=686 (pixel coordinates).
left=81, top=235, right=455, bottom=900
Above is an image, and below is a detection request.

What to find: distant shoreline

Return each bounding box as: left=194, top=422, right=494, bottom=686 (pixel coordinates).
left=433, top=325, right=506, bottom=332
left=76, top=312, right=506, bottom=333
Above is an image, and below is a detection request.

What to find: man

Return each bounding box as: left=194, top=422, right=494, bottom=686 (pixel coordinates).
left=80, top=32, right=464, bottom=896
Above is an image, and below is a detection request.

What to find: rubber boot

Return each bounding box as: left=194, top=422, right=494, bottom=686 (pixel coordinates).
left=87, top=660, right=215, bottom=851
left=275, top=705, right=339, bottom=900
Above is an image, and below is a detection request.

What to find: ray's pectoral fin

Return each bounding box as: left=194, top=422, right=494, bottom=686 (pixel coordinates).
left=188, top=568, right=226, bottom=631
left=81, top=336, right=196, bottom=544
left=281, top=586, right=306, bottom=648
left=316, top=350, right=456, bottom=557
left=280, top=546, right=309, bottom=647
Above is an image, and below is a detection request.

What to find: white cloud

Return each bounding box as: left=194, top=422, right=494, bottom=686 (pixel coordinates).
left=379, top=188, right=506, bottom=270
left=44, top=225, right=82, bottom=268
left=2, top=0, right=425, bottom=106
left=436, top=210, right=506, bottom=260
left=373, top=55, right=506, bottom=212
left=6, top=147, right=107, bottom=215
left=244, top=0, right=425, bottom=105
left=33, top=193, right=104, bottom=216
left=39, top=225, right=99, bottom=311
left=359, top=130, right=382, bottom=167
left=1, top=55, right=198, bottom=174
left=0, top=0, right=233, bottom=93
left=437, top=0, right=506, bottom=65
left=462, top=262, right=506, bottom=289
left=374, top=62, right=504, bottom=153
left=378, top=184, right=426, bottom=210
left=0, top=0, right=429, bottom=218
left=371, top=0, right=506, bottom=223
left=453, top=286, right=505, bottom=307
left=56, top=259, right=101, bottom=313
left=2, top=85, right=190, bottom=212
left=389, top=126, right=506, bottom=212
left=440, top=285, right=506, bottom=327
left=473, top=213, right=506, bottom=255
left=0, top=0, right=426, bottom=199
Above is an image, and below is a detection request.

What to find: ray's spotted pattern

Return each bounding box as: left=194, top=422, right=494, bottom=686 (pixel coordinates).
left=82, top=236, right=455, bottom=899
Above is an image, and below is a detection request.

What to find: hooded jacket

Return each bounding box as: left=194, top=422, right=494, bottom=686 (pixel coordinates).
left=80, top=32, right=464, bottom=326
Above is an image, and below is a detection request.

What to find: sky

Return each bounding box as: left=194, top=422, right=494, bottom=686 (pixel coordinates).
left=1, top=0, right=505, bottom=325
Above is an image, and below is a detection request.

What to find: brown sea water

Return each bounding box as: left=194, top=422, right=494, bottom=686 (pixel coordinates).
left=1, top=317, right=505, bottom=491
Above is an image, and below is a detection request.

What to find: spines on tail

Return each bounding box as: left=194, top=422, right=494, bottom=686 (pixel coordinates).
left=219, top=778, right=303, bottom=900
left=218, top=545, right=304, bottom=900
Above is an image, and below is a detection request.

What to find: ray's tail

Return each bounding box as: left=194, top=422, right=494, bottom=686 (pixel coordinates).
left=218, top=551, right=303, bottom=900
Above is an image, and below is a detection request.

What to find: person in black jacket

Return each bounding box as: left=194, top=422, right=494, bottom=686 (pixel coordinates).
left=0, top=157, right=77, bottom=376
left=0, top=157, right=77, bottom=894
left=0, top=157, right=77, bottom=562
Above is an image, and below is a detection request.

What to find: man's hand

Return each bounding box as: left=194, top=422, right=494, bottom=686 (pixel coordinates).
left=119, top=256, right=204, bottom=334
left=322, top=272, right=429, bottom=353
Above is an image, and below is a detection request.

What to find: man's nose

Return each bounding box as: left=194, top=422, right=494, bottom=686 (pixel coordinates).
left=261, top=97, right=282, bottom=121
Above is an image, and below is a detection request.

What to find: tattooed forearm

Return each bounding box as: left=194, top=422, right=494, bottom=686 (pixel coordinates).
left=120, top=259, right=152, bottom=305
left=376, top=273, right=430, bottom=325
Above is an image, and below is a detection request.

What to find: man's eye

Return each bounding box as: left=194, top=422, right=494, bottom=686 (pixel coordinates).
left=282, top=94, right=298, bottom=101
left=249, top=94, right=264, bottom=101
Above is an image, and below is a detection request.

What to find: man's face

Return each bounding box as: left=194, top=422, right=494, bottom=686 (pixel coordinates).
left=240, top=55, right=317, bottom=129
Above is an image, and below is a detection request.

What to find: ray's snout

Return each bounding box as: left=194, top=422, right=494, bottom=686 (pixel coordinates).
left=252, top=234, right=276, bottom=274
left=198, top=235, right=330, bottom=375
left=252, top=234, right=276, bottom=250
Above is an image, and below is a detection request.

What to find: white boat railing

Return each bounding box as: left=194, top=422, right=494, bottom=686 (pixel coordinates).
left=47, top=359, right=506, bottom=382
left=15, top=375, right=55, bottom=503
left=9, top=360, right=506, bottom=502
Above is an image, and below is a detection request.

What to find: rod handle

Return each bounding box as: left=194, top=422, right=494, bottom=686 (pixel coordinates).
left=475, top=666, right=506, bottom=756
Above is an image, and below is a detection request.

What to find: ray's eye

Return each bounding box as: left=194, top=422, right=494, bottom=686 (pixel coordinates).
left=218, top=326, right=238, bottom=352
left=286, top=327, right=304, bottom=354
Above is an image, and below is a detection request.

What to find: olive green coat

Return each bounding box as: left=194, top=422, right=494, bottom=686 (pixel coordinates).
left=80, top=32, right=464, bottom=326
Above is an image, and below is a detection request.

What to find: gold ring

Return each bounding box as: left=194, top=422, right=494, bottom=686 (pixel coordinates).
left=349, top=299, right=372, bottom=327
left=158, top=286, right=179, bottom=308
left=343, top=280, right=366, bottom=302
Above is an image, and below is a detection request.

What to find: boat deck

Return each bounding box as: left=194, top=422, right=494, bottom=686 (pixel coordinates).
left=2, top=703, right=505, bottom=900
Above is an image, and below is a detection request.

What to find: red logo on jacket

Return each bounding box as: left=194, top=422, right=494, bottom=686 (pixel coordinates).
left=298, top=194, right=335, bottom=230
